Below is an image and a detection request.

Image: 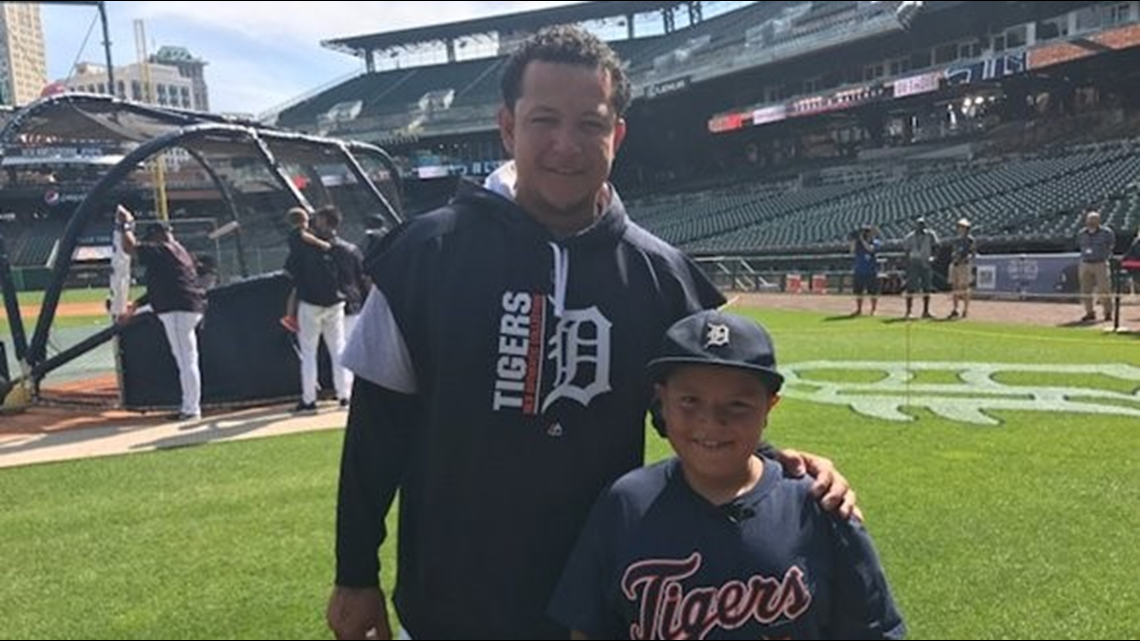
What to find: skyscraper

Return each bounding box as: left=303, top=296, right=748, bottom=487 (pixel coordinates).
left=0, top=2, right=47, bottom=107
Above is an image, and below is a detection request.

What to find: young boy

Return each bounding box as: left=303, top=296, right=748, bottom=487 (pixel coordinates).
left=548, top=310, right=906, bottom=640
left=280, top=207, right=331, bottom=333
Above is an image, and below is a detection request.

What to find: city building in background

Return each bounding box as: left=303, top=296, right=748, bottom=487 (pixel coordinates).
left=56, top=48, right=209, bottom=112
left=149, top=46, right=208, bottom=112
left=0, top=2, right=47, bottom=107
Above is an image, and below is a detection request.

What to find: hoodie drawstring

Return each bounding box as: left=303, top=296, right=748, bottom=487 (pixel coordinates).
left=549, top=242, right=569, bottom=318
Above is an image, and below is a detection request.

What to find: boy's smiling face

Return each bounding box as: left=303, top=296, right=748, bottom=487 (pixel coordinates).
left=656, top=364, right=779, bottom=498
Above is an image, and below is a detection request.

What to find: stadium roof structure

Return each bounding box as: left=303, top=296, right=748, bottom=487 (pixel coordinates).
left=0, top=93, right=403, bottom=174
left=0, top=92, right=404, bottom=387
left=323, top=0, right=684, bottom=56
left=0, top=92, right=246, bottom=146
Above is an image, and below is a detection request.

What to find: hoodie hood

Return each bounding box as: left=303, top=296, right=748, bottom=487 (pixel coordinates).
left=483, top=161, right=518, bottom=200
left=457, top=162, right=629, bottom=250
left=456, top=161, right=629, bottom=317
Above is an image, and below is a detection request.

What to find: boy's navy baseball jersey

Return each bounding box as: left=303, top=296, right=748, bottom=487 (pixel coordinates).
left=549, top=457, right=906, bottom=640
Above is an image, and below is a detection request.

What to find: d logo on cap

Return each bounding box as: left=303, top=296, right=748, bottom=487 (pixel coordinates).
left=705, top=323, right=730, bottom=348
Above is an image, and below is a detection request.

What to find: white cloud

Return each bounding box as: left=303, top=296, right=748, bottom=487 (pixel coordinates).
left=41, top=1, right=584, bottom=114
left=133, top=2, right=585, bottom=43
left=203, top=57, right=305, bottom=118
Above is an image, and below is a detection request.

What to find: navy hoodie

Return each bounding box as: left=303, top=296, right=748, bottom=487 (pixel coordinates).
left=337, top=180, right=725, bottom=639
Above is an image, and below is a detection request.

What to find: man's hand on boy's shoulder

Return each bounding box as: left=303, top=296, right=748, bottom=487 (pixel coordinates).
left=772, top=448, right=862, bottom=521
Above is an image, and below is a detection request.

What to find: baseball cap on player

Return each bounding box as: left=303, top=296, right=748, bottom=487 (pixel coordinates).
left=647, top=309, right=784, bottom=394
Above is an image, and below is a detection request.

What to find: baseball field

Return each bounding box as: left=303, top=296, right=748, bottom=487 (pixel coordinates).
left=1, top=296, right=1137, bottom=639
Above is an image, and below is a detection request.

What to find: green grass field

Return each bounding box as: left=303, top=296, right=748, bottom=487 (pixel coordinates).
left=10, top=288, right=143, bottom=307
left=4, top=314, right=112, bottom=331
left=3, top=288, right=144, bottom=326
left=1, top=307, right=1137, bottom=639
left=0, top=289, right=112, bottom=358
left=2, top=288, right=142, bottom=381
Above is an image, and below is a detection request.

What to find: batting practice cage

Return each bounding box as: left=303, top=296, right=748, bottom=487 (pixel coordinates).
left=0, top=93, right=403, bottom=412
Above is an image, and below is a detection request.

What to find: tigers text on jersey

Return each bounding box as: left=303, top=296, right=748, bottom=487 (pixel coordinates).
left=550, top=458, right=906, bottom=640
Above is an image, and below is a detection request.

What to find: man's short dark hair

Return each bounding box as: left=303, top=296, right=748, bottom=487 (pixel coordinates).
left=314, top=205, right=342, bottom=229
left=144, top=221, right=171, bottom=239
left=500, top=25, right=631, bottom=117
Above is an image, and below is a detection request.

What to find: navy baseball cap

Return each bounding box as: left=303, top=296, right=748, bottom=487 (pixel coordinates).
left=648, top=310, right=783, bottom=393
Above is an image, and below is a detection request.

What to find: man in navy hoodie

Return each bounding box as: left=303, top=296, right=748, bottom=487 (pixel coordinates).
left=327, top=26, right=857, bottom=640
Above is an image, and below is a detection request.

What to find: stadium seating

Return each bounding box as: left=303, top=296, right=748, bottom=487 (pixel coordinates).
left=361, top=57, right=502, bottom=118
left=277, top=73, right=385, bottom=131
left=1, top=219, right=67, bottom=267
left=631, top=2, right=786, bottom=75
left=626, top=139, right=1140, bottom=254
left=276, top=2, right=815, bottom=136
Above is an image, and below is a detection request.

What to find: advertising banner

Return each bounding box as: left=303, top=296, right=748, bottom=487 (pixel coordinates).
left=974, top=252, right=1082, bottom=299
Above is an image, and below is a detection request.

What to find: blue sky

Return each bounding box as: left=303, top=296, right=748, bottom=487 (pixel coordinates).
left=41, top=1, right=581, bottom=116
